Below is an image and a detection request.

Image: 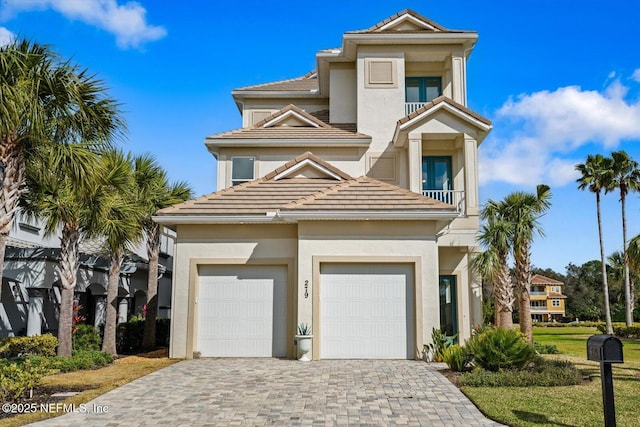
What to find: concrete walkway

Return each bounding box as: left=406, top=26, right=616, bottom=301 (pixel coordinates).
left=30, top=359, right=504, bottom=426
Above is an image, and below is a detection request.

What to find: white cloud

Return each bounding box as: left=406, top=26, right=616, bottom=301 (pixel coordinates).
left=480, top=80, right=640, bottom=187
left=2, top=0, right=166, bottom=49
left=632, top=68, right=640, bottom=83
left=0, top=27, right=15, bottom=46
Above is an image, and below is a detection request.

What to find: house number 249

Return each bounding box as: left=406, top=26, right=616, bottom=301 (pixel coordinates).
left=304, top=280, right=309, bottom=298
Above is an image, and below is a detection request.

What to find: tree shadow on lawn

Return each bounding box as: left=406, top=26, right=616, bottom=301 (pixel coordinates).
left=512, top=410, right=577, bottom=427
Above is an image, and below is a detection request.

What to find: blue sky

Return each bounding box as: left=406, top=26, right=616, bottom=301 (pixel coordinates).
left=2, top=0, right=640, bottom=274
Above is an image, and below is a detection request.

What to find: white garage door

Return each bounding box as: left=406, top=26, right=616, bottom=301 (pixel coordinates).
left=197, top=265, right=287, bottom=357
left=320, top=263, right=415, bottom=359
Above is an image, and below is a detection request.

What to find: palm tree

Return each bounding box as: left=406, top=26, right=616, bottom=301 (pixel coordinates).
left=95, top=150, right=144, bottom=356
left=0, top=39, right=122, bottom=292
left=627, top=234, right=640, bottom=315
left=576, top=154, right=614, bottom=333
left=607, top=150, right=640, bottom=326
left=21, top=146, right=103, bottom=356
left=133, top=154, right=192, bottom=351
left=474, top=207, right=515, bottom=328
left=502, top=185, right=552, bottom=343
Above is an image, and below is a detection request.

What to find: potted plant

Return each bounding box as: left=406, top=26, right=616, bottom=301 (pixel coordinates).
left=295, top=323, right=313, bottom=361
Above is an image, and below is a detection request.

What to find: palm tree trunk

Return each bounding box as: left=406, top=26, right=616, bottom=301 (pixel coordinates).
left=516, top=244, right=533, bottom=343
left=0, top=136, right=26, bottom=293
left=57, top=223, right=80, bottom=356
left=102, top=248, right=123, bottom=356
left=620, top=192, right=633, bottom=326
left=596, top=192, right=614, bottom=334
left=495, top=255, right=514, bottom=329
left=142, top=224, right=160, bottom=350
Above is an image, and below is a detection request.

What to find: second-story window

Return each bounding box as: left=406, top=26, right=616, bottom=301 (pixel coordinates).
left=405, top=77, right=442, bottom=103
left=422, top=156, right=452, bottom=192
left=231, top=157, right=254, bottom=186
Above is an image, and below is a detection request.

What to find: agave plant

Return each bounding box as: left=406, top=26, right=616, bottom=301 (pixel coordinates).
left=297, top=323, right=312, bottom=336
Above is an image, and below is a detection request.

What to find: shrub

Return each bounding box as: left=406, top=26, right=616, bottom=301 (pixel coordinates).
left=533, top=342, right=559, bottom=354
left=116, top=317, right=171, bottom=354
left=0, top=334, right=58, bottom=358
left=442, top=345, right=472, bottom=372
left=424, top=328, right=456, bottom=362
left=73, top=324, right=102, bottom=351
left=0, top=360, right=55, bottom=401
left=27, top=351, right=114, bottom=373
left=466, top=327, right=536, bottom=371
left=459, top=358, right=582, bottom=387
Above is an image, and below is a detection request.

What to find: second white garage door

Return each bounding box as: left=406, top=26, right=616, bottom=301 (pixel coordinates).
left=197, top=265, right=287, bottom=358
left=320, top=263, right=415, bottom=359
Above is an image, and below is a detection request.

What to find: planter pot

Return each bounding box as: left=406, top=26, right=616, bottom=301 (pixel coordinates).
left=295, top=334, right=313, bottom=361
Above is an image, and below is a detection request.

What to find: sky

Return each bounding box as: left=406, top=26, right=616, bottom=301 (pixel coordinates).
left=1, top=0, right=640, bottom=274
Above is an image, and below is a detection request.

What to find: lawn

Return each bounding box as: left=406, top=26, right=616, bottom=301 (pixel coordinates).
left=461, top=326, right=640, bottom=427
left=0, top=350, right=178, bottom=427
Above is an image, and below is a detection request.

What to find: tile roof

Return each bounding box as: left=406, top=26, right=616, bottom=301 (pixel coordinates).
left=349, top=9, right=472, bottom=34
left=280, top=177, right=455, bottom=212
left=207, top=104, right=370, bottom=141
left=398, top=96, right=492, bottom=126
left=233, top=71, right=318, bottom=93
left=531, top=274, right=564, bottom=285
left=156, top=152, right=455, bottom=220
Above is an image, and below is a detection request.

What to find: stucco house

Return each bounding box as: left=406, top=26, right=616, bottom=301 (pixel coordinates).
left=0, top=210, right=176, bottom=338
left=530, top=274, right=567, bottom=322
left=155, top=10, right=491, bottom=360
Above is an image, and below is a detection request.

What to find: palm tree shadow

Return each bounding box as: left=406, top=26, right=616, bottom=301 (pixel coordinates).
left=512, top=410, right=577, bottom=427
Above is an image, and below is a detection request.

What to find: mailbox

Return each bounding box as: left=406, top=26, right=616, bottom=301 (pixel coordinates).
left=587, top=335, right=623, bottom=363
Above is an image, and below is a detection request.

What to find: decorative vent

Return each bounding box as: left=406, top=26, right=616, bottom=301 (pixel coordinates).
left=365, top=59, right=397, bottom=88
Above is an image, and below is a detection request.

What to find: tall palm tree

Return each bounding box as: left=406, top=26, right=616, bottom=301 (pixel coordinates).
left=474, top=206, right=515, bottom=328
left=0, top=39, right=122, bottom=292
left=576, top=154, right=614, bottom=333
left=133, top=154, right=192, bottom=351
left=21, top=146, right=103, bottom=356
left=502, top=185, right=552, bottom=343
left=94, top=150, right=144, bottom=356
left=627, top=234, right=640, bottom=315
left=607, top=150, right=640, bottom=326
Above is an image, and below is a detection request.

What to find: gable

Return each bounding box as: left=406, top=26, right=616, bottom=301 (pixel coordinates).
left=377, top=12, right=442, bottom=32
left=261, top=109, right=324, bottom=128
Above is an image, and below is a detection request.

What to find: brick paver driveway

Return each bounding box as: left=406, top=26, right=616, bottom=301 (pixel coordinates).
left=30, top=359, right=503, bottom=426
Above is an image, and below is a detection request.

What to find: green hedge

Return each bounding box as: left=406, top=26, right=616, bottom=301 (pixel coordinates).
left=459, top=358, right=582, bottom=387
left=0, top=334, right=58, bottom=358
left=596, top=323, right=640, bottom=338
left=26, top=350, right=114, bottom=373
left=534, top=321, right=604, bottom=328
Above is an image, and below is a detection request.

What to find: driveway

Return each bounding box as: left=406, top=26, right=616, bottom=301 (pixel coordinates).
left=30, top=359, right=503, bottom=426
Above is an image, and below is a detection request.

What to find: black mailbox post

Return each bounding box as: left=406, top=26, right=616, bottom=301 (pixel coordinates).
left=587, top=335, right=624, bottom=427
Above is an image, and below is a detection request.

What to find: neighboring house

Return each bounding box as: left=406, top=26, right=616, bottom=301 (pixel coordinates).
left=155, top=9, right=492, bottom=360
left=0, top=210, right=176, bottom=338
left=530, top=274, right=567, bottom=322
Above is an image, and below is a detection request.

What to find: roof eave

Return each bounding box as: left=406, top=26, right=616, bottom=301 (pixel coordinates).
left=152, top=214, right=283, bottom=227
left=204, top=138, right=371, bottom=149
left=276, top=210, right=459, bottom=220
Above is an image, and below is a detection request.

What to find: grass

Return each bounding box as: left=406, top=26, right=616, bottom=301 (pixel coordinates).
left=1, top=349, right=178, bottom=427
left=461, top=326, right=640, bottom=427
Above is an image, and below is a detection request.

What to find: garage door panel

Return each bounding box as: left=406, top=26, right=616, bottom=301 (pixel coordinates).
left=197, top=266, right=287, bottom=358
left=320, top=264, right=415, bottom=359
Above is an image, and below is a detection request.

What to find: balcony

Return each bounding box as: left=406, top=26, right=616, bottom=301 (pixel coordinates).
left=422, top=190, right=465, bottom=214
left=406, top=102, right=426, bottom=115
left=531, top=291, right=547, bottom=296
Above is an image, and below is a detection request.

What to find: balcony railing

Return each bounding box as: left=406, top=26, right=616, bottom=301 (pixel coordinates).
left=406, top=102, right=426, bottom=115
left=531, top=291, right=547, bottom=296
left=422, top=190, right=465, bottom=215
